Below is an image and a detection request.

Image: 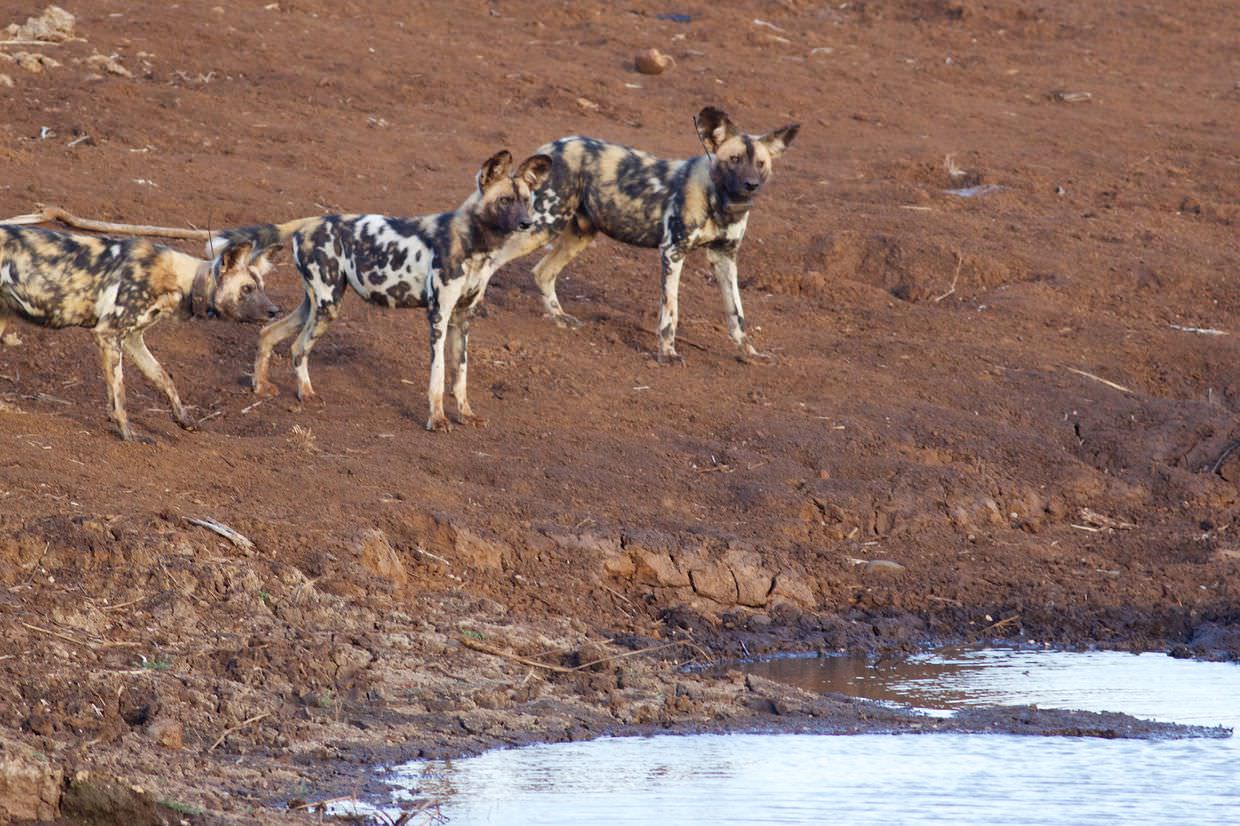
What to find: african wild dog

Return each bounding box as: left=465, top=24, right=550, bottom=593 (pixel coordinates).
left=211, top=150, right=553, bottom=432
left=0, top=225, right=278, bottom=441
left=493, top=106, right=799, bottom=363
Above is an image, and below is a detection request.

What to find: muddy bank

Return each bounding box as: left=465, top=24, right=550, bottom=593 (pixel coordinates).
left=0, top=510, right=1234, bottom=822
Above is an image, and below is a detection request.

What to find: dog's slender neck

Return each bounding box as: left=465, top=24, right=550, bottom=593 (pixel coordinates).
left=459, top=199, right=506, bottom=258
left=178, top=255, right=217, bottom=317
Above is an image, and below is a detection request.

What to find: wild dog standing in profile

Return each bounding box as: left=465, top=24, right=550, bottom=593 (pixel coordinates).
left=212, top=150, right=553, bottom=432
left=0, top=226, right=278, bottom=440
left=494, top=107, right=799, bottom=364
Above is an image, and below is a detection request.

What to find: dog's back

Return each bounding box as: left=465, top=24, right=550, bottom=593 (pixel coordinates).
left=0, top=225, right=164, bottom=328
left=291, top=214, right=446, bottom=309
left=530, top=137, right=700, bottom=248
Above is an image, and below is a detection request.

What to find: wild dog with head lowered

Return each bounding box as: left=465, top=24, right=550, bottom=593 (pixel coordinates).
left=0, top=225, right=278, bottom=440
left=494, top=106, right=799, bottom=363
left=212, top=150, right=553, bottom=432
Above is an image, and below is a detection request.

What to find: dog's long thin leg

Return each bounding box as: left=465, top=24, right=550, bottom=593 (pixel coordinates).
left=254, top=295, right=309, bottom=396
left=426, top=279, right=463, bottom=432
left=531, top=226, right=593, bottom=328
left=447, top=313, right=470, bottom=418
left=290, top=299, right=337, bottom=403
left=123, top=330, right=194, bottom=430
left=707, top=245, right=765, bottom=361
left=448, top=305, right=487, bottom=427
left=94, top=331, right=133, bottom=441
left=656, top=243, right=687, bottom=364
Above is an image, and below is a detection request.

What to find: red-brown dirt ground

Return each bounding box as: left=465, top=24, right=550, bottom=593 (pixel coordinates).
left=1, top=0, right=1237, bottom=821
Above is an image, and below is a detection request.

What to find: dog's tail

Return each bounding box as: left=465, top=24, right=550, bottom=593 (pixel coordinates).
left=205, top=217, right=321, bottom=265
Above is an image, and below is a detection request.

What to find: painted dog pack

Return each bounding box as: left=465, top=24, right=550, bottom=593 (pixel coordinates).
left=211, top=150, right=552, bottom=432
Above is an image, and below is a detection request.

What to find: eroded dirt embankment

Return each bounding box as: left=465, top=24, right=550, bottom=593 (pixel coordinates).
left=1, top=0, right=1238, bottom=821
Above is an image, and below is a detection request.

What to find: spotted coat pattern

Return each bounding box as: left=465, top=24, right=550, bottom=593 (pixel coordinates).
left=0, top=225, right=277, bottom=440
left=231, top=151, right=552, bottom=432
left=493, top=107, right=799, bottom=363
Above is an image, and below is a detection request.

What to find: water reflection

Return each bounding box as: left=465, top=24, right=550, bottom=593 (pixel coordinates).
left=744, top=647, right=1240, bottom=728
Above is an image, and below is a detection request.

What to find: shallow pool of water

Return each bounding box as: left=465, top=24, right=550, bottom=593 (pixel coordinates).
left=354, top=650, right=1240, bottom=825
left=742, top=646, right=1240, bottom=727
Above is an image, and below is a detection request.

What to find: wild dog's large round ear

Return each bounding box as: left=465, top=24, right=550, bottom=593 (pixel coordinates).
left=695, top=106, right=738, bottom=154
left=517, top=154, right=553, bottom=189
left=216, top=241, right=253, bottom=273
left=760, top=123, right=801, bottom=157
left=255, top=245, right=283, bottom=272
left=477, top=150, right=514, bottom=192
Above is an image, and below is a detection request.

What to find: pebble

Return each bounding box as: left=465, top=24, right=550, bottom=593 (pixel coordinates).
left=635, top=48, right=675, bottom=75
left=864, top=559, right=907, bottom=577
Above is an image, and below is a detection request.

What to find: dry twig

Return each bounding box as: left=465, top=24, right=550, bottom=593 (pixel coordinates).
left=185, top=517, right=255, bottom=551
left=1169, top=324, right=1228, bottom=336
left=1066, top=367, right=1132, bottom=394
left=1, top=205, right=212, bottom=240
left=21, top=621, right=95, bottom=649
left=933, top=253, right=963, bottom=302
left=980, top=614, right=1021, bottom=633
left=412, top=545, right=452, bottom=567
left=208, top=711, right=272, bottom=752
left=1208, top=440, right=1240, bottom=475
left=1078, top=508, right=1135, bottom=531
left=101, top=594, right=149, bottom=612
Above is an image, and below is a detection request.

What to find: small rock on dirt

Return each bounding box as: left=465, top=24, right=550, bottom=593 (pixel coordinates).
left=85, top=53, right=132, bottom=78
left=5, top=5, right=75, bottom=42
left=863, top=559, right=907, bottom=577
left=1050, top=90, right=1092, bottom=103
left=12, top=52, right=60, bottom=73
left=146, top=718, right=184, bottom=750
left=635, top=48, right=674, bottom=75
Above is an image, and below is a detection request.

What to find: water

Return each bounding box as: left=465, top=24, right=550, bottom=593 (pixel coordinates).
left=348, top=649, right=1240, bottom=825
left=741, top=646, right=1240, bottom=727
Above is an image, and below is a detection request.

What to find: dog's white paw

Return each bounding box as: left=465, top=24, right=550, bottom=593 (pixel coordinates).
left=656, top=350, right=686, bottom=366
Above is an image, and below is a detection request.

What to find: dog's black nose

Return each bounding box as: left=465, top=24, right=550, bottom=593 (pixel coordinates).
left=745, top=181, right=760, bottom=192
left=519, top=221, right=533, bottom=230
left=267, top=306, right=280, bottom=318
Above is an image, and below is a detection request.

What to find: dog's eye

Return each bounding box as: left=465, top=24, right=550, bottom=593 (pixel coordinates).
left=499, top=196, right=514, bottom=207
left=757, top=160, right=765, bottom=169
left=242, top=284, right=255, bottom=295
left=729, top=154, right=742, bottom=164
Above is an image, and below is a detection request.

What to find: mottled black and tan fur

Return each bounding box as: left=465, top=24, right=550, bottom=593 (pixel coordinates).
left=0, top=225, right=278, bottom=440
left=494, top=106, right=799, bottom=363
left=212, top=150, right=552, bottom=432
